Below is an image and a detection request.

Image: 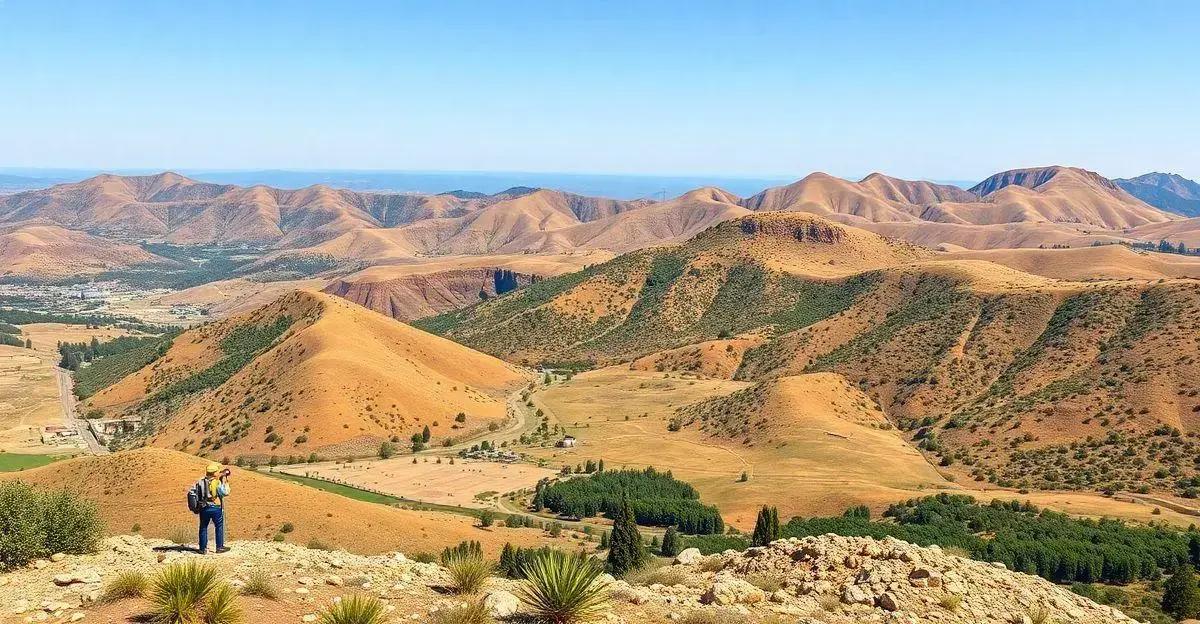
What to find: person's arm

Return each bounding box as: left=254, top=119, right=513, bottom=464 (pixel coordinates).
left=217, top=476, right=230, bottom=497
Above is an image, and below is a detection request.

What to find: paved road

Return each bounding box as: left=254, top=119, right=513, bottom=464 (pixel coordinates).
left=54, top=367, right=108, bottom=455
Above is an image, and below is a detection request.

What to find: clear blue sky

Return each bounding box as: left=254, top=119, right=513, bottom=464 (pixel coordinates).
left=1, top=0, right=1196, bottom=181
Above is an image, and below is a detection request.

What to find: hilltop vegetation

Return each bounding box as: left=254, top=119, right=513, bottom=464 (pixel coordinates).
left=414, top=214, right=900, bottom=366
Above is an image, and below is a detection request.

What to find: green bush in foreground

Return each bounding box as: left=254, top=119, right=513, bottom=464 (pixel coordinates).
left=150, top=561, right=240, bottom=624
left=100, top=570, right=149, bottom=603
left=444, top=551, right=493, bottom=594
left=0, top=481, right=103, bottom=570
left=317, top=594, right=389, bottom=624
left=517, top=550, right=610, bottom=624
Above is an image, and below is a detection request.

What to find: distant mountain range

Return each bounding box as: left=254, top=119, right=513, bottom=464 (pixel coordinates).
left=1116, top=172, right=1200, bottom=217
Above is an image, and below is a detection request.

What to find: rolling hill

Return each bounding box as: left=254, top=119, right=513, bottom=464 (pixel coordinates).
left=0, top=224, right=169, bottom=280
left=0, top=447, right=551, bottom=555
left=321, top=253, right=609, bottom=321
left=420, top=214, right=1200, bottom=502
left=413, top=213, right=931, bottom=366
left=84, top=290, right=529, bottom=459
left=0, top=173, right=648, bottom=248
left=1117, top=172, right=1200, bottom=217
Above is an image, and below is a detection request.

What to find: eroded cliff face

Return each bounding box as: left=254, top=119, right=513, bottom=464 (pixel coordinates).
left=324, top=267, right=536, bottom=321
left=738, top=213, right=848, bottom=244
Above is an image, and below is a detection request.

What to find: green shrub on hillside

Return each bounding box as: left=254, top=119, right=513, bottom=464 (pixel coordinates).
left=683, top=494, right=1192, bottom=586
left=537, top=467, right=723, bottom=534
left=0, top=481, right=103, bottom=569
left=148, top=316, right=293, bottom=404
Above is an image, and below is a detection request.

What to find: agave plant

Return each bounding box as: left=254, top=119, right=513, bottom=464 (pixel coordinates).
left=517, top=550, right=610, bottom=624
left=150, top=561, right=240, bottom=624
left=317, top=594, right=389, bottom=624
left=444, top=551, right=494, bottom=594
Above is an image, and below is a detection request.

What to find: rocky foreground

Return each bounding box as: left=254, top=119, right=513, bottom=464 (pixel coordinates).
left=0, top=534, right=1137, bottom=623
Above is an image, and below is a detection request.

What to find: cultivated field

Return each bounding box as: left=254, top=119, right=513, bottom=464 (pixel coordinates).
left=281, top=457, right=558, bottom=509
left=0, top=323, right=130, bottom=455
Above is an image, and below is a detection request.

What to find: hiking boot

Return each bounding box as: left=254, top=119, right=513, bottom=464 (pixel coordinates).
left=215, top=547, right=231, bottom=554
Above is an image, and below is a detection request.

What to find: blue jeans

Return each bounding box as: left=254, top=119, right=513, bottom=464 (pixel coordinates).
left=198, top=505, right=224, bottom=552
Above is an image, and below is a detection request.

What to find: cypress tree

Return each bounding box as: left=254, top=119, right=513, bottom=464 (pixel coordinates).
left=599, top=530, right=610, bottom=550
left=1189, top=534, right=1200, bottom=566
left=607, top=494, right=643, bottom=575
left=1163, top=565, right=1200, bottom=619
left=422, top=425, right=431, bottom=443
left=661, top=526, right=680, bottom=557
left=751, top=505, right=780, bottom=547
left=499, top=543, right=515, bottom=577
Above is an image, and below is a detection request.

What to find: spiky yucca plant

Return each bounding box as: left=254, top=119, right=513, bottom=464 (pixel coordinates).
left=517, top=550, right=609, bottom=624
left=101, top=570, right=149, bottom=603
left=204, top=584, right=242, bottom=624
left=444, top=551, right=493, bottom=594
left=150, top=561, right=240, bottom=624
left=317, top=594, right=389, bottom=624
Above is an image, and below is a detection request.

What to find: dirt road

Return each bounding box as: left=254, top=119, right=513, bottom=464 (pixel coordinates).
left=54, top=367, right=108, bottom=455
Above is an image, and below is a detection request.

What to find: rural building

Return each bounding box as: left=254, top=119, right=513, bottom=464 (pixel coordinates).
left=558, top=435, right=576, bottom=448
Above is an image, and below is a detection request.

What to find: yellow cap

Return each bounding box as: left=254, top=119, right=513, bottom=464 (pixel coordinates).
left=206, top=463, right=221, bottom=474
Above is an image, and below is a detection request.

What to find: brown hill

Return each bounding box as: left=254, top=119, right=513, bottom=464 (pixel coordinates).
left=86, top=290, right=528, bottom=459
left=426, top=215, right=1200, bottom=502
left=413, top=213, right=931, bottom=366
left=1131, top=216, right=1200, bottom=247
left=942, top=244, right=1200, bottom=280
left=322, top=253, right=608, bottom=321
left=741, top=166, right=1175, bottom=248
left=0, top=224, right=168, bottom=280
left=0, top=447, right=550, bottom=555
left=0, top=173, right=647, bottom=248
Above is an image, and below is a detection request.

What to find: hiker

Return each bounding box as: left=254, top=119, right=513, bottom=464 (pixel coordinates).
left=189, top=462, right=231, bottom=554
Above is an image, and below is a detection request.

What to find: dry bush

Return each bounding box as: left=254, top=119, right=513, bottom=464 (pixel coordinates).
left=239, top=570, right=278, bottom=600
left=431, top=599, right=494, bottom=624
left=746, top=571, right=784, bottom=593
left=939, top=594, right=962, bottom=611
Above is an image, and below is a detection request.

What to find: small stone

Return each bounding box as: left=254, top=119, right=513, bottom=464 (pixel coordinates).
left=50, top=553, right=66, bottom=563
left=295, top=587, right=309, bottom=595
left=70, top=614, right=86, bottom=622
left=302, top=615, right=317, bottom=623
left=325, top=575, right=343, bottom=587
left=840, top=584, right=872, bottom=605
left=33, top=559, right=50, bottom=569
left=674, top=548, right=703, bottom=565
left=878, top=592, right=900, bottom=611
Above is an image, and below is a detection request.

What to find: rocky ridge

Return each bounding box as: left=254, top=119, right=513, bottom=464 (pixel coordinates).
left=0, top=534, right=1138, bottom=624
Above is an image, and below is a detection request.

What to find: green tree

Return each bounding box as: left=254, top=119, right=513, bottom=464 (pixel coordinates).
left=422, top=425, right=431, bottom=443
left=1163, top=565, right=1200, bottom=619
left=751, top=505, right=780, bottom=547
left=379, top=441, right=395, bottom=459
left=661, top=526, right=680, bottom=557
left=607, top=494, right=643, bottom=575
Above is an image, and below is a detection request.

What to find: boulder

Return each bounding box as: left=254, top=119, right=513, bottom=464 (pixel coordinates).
left=701, top=577, right=765, bottom=606
left=483, top=590, right=520, bottom=618
left=674, top=548, right=704, bottom=565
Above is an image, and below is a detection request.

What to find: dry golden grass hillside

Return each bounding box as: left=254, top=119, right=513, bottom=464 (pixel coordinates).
left=0, top=447, right=551, bottom=555
left=414, top=213, right=929, bottom=366
left=86, top=290, right=528, bottom=460
left=424, top=213, right=1200, bottom=504
left=0, top=224, right=168, bottom=280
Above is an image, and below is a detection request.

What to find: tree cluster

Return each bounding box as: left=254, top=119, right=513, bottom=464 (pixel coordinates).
left=537, top=466, right=724, bottom=534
